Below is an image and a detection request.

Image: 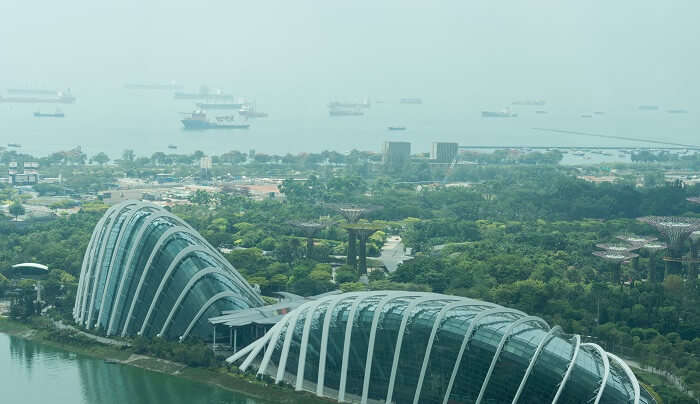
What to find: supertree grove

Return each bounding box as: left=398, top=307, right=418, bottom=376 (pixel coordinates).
left=592, top=250, right=639, bottom=283
left=637, top=216, right=700, bottom=278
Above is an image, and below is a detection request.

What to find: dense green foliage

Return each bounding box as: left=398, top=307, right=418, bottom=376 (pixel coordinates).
left=1, top=150, right=699, bottom=401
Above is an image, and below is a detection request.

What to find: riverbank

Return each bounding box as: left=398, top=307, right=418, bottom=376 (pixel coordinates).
left=0, top=317, right=333, bottom=404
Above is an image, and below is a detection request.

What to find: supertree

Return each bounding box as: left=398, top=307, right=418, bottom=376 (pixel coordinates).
left=342, top=223, right=383, bottom=275
left=597, top=242, right=642, bottom=276
left=289, top=221, right=330, bottom=258
left=324, top=203, right=382, bottom=267
left=638, top=242, right=668, bottom=283
left=690, top=232, right=700, bottom=290
left=637, top=216, right=700, bottom=277
left=592, top=251, right=639, bottom=283
left=615, top=234, right=658, bottom=245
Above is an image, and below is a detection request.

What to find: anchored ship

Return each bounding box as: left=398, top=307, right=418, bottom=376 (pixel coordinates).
left=1, top=90, right=75, bottom=104
left=7, top=88, right=59, bottom=95
left=195, top=102, right=243, bottom=110
left=329, top=109, right=364, bottom=116
left=328, top=99, right=370, bottom=109
left=34, top=109, right=64, bottom=118
left=512, top=99, right=546, bottom=106
left=239, top=104, right=268, bottom=118
left=174, top=85, right=233, bottom=100
left=481, top=109, right=518, bottom=118
left=181, top=111, right=249, bottom=130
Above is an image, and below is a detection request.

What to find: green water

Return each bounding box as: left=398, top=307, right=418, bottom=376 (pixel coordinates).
left=0, top=333, right=266, bottom=404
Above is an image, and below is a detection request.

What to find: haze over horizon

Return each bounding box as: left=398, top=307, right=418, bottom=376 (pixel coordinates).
left=2, top=0, right=698, bottom=107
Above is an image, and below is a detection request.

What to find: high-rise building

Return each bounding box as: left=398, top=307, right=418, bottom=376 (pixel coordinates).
left=8, top=161, right=39, bottom=185
left=382, top=141, right=411, bottom=165
left=431, top=142, right=459, bottom=163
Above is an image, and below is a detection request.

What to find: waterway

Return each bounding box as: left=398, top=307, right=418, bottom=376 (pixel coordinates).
left=1, top=85, right=698, bottom=160
left=0, top=332, right=266, bottom=404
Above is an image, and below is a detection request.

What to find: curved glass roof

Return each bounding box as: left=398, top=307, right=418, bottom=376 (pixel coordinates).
left=229, top=291, right=654, bottom=404
left=73, top=201, right=264, bottom=340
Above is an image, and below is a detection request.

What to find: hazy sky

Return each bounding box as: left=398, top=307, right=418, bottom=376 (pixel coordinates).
left=1, top=0, right=698, bottom=105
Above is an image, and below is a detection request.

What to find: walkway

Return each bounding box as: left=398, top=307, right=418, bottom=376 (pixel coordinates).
left=53, top=320, right=130, bottom=347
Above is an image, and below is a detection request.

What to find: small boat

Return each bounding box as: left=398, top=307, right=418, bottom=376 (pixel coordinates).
left=387, top=126, right=406, bottom=131
left=329, top=109, right=364, bottom=116
left=400, top=98, right=422, bottom=104
left=34, top=109, right=64, bottom=118
left=482, top=109, right=517, bottom=118
left=104, top=359, right=120, bottom=364
left=168, top=144, right=177, bottom=149
left=7, top=143, right=21, bottom=148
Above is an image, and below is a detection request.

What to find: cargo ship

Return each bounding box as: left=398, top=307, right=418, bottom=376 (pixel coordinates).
left=388, top=126, right=406, bottom=131
left=181, top=111, right=250, bottom=130
left=7, top=88, right=59, bottom=95
left=328, top=99, right=370, bottom=109
left=174, top=86, right=233, bottom=100
left=34, top=109, right=64, bottom=118
left=580, top=114, right=593, bottom=118
left=1, top=90, right=75, bottom=104
left=239, top=104, right=268, bottom=118
left=667, top=109, right=688, bottom=114
left=638, top=105, right=659, bottom=111
left=329, top=109, right=364, bottom=116
left=400, top=98, right=422, bottom=104
left=196, top=102, right=243, bottom=110
left=512, top=100, right=546, bottom=106
left=481, top=109, right=518, bottom=118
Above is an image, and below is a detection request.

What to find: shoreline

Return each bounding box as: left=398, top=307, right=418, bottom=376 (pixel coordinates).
left=0, top=318, right=332, bottom=404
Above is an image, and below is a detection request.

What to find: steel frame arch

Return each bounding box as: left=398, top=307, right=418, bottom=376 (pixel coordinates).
left=74, top=211, right=109, bottom=319
left=385, top=295, right=456, bottom=404
left=106, top=211, right=182, bottom=335
left=85, top=201, right=139, bottom=327
left=120, top=225, right=196, bottom=337
left=316, top=292, right=366, bottom=397
left=552, top=334, right=582, bottom=404
left=412, top=300, right=487, bottom=404
left=258, top=314, right=293, bottom=376
left=581, top=343, right=610, bottom=404
left=442, top=307, right=525, bottom=404
left=360, top=292, right=423, bottom=404
left=138, top=245, right=236, bottom=336
left=180, top=291, right=238, bottom=341
left=74, top=206, right=113, bottom=318
left=607, top=352, right=640, bottom=404
left=337, top=293, right=390, bottom=402
left=511, top=325, right=563, bottom=404
left=294, top=299, right=328, bottom=391
left=474, top=316, right=550, bottom=404
left=159, top=266, right=237, bottom=337
left=95, top=203, right=155, bottom=329
left=78, top=203, right=122, bottom=323
left=275, top=306, right=309, bottom=384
